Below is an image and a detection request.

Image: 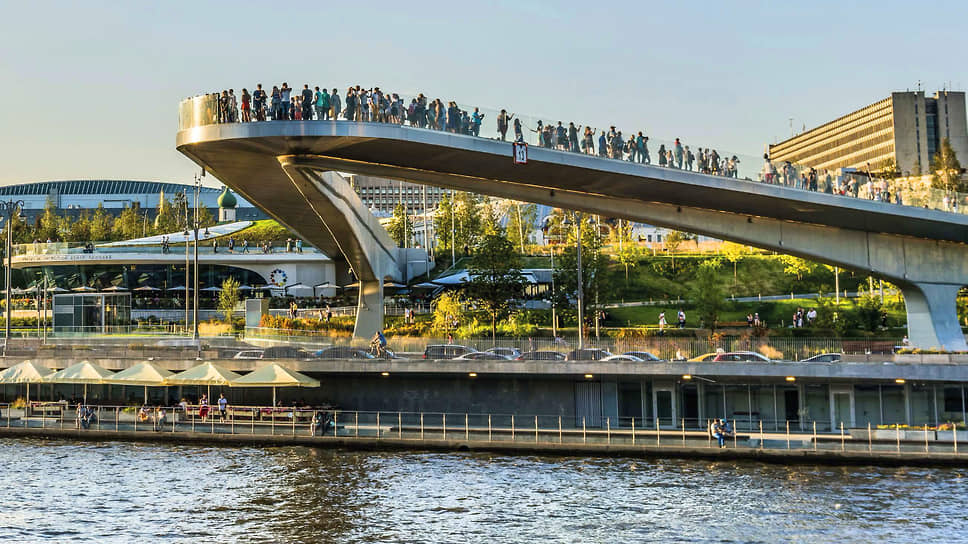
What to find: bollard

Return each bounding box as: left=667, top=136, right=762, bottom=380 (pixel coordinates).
left=786, top=420, right=790, bottom=450
left=868, top=422, right=872, bottom=453
left=535, top=416, right=539, bottom=443
left=631, top=417, right=635, bottom=445
left=840, top=422, right=845, bottom=451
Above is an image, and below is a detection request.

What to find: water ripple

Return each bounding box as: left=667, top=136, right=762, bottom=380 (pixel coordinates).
left=0, top=438, right=966, bottom=543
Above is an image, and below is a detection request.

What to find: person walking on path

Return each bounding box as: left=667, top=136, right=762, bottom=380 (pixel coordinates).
left=677, top=309, right=686, bottom=328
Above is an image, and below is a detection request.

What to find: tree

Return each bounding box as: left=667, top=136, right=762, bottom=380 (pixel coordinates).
left=478, top=202, right=503, bottom=238
left=196, top=205, right=217, bottom=229
left=65, top=210, right=91, bottom=243
left=153, top=193, right=179, bottom=233
left=691, top=259, right=725, bottom=329
left=386, top=203, right=413, bottom=246
left=38, top=199, right=61, bottom=241
left=433, top=194, right=455, bottom=257
left=431, top=291, right=464, bottom=333
left=663, top=230, right=689, bottom=273
left=115, top=203, right=145, bottom=240
left=931, top=138, right=965, bottom=193
left=506, top=202, right=537, bottom=254
left=89, top=204, right=114, bottom=241
left=552, top=214, right=610, bottom=326
left=779, top=255, right=815, bottom=282
left=465, top=235, right=525, bottom=341
left=217, top=277, right=240, bottom=323
left=720, top=241, right=747, bottom=281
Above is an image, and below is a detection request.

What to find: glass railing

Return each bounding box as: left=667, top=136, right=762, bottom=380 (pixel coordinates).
left=178, top=88, right=968, bottom=217
left=760, top=160, right=968, bottom=215
left=177, top=89, right=762, bottom=178
left=12, top=241, right=323, bottom=258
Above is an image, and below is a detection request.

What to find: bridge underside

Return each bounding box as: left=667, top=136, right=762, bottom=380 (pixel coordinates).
left=177, top=122, right=968, bottom=350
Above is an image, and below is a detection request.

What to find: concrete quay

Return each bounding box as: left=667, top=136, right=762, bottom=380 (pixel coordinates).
left=1, top=424, right=964, bottom=468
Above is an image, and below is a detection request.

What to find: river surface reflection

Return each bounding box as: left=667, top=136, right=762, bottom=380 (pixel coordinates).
left=1, top=438, right=966, bottom=543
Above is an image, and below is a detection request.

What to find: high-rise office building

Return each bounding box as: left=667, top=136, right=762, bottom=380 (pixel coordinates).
left=768, top=91, right=968, bottom=176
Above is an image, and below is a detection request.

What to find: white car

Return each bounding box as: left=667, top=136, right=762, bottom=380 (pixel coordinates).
left=453, top=352, right=512, bottom=361
left=602, top=354, right=646, bottom=362
left=233, top=350, right=265, bottom=360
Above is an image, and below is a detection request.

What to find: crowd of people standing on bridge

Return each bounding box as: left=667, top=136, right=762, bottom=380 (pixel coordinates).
left=760, top=156, right=905, bottom=204
left=198, top=82, right=743, bottom=179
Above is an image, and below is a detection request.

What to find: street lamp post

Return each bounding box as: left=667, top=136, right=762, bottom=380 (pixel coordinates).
left=550, top=247, right=557, bottom=339
left=192, top=175, right=201, bottom=357
left=575, top=211, right=584, bottom=350
left=0, top=199, right=24, bottom=350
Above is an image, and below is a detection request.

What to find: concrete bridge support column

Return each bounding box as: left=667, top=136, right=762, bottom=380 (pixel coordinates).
left=900, top=283, right=966, bottom=351
left=355, top=279, right=384, bottom=341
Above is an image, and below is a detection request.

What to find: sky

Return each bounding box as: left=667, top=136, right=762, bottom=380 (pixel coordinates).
left=1, top=0, right=966, bottom=188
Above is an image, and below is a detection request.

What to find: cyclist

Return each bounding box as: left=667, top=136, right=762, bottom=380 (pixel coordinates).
left=370, top=330, right=388, bottom=358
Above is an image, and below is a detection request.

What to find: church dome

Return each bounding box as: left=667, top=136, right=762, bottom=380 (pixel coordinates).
left=217, top=186, right=237, bottom=209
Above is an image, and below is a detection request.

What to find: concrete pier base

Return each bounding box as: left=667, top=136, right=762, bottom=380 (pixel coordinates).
left=900, top=282, right=967, bottom=351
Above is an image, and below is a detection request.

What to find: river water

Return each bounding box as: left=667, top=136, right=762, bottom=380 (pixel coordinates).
left=1, top=438, right=966, bottom=543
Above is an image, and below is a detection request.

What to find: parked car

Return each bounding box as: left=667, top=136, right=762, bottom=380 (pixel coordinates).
left=566, top=348, right=613, bottom=361
left=516, top=351, right=567, bottom=361
left=623, top=351, right=662, bottom=361
left=688, top=352, right=721, bottom=362
left=801, top=353, right=842, bottom=363
left=712, top=351, right=771, bottom=362
left=423, top=344, right=477, bottom=359
left=263, top=346, right=313, bottom=359
left=315, top=346, right=375, bottom=359
left=602, top=354, right=645, bottom=362
left=454, top=352, right=512, bottom=360
left=233, top=350, right=265, bottom=360
left=485, top=347, right=522, bottom=359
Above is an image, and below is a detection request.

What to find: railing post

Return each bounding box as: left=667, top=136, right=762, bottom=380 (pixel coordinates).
left=839, top=422, right=845, bottom=451
left=955, top=425, right=959, bottom=455
left=896, top=424, right=901, bottom=454
left=231, top=409, right=234, bottom=435
left=813, top=421, right=817, bottom=452
left=583, top=417, right=587, bottom=444
left=558, top=415, right=562, bottom=444
left=442, top=413, right=446, bottom=440
left=925, top=424, right=929, bottom=454
left=706, top=419, right=711, bottom=447
left=251, top=408, right=255, bottom=435
left=606, top=417, right=611, bottom=445
left=398, top=412, right=402, bottom=439
left=488, top=414, right=491, bottom=442
left=760, top=420, right=764, bottom=450
left=271, top=407, right=274, bottom=435
left=631, top=417, right=635, bottom=445
left=333, top=411, right=337, bottom=438
left=355, top=411, right=359, bottom=438
left=535, top=416, right=539, bottom=443
left=786, top=420, right=790, bottom=450
left=466, top=414, right=469, bottom=441
left=733, top=419, right=738, bottom=449
left=376, top=412, right=381, bottom=439
left=656, top=417, right=660, bottom=446
left=868, top=422, right=872, bottom=453
left=420, top=413, right=424, bottom=440
left=682, top=418, right=686, bottom=446
left=115, top=407, right=119, bottom=432
left=134, top=409, right=138, bottom=433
